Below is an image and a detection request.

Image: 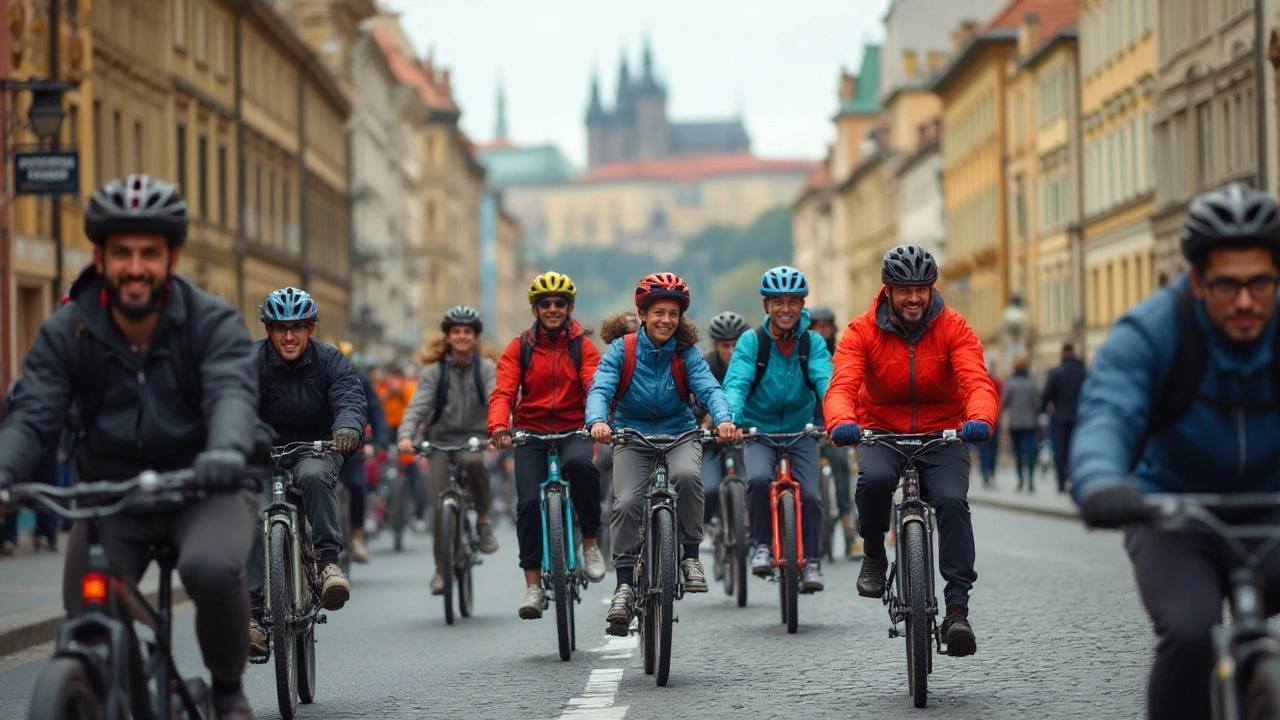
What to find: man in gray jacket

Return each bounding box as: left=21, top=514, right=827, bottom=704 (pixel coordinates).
left=397, top=306, right=499, bottom=595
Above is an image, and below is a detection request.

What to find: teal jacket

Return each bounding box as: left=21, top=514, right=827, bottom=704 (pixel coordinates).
left=723, top=309, right=832, bottom=433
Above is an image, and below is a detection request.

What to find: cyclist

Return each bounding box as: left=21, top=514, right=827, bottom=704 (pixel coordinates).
left=722, top=267, right=833, bottom=591
left=1071, top=184, right=1280, bottom=720
left=336, top=341, right=391, bottom=563
left=809, top=305, right=861, bottom=558
left=488, top=272, right=607, bottom=619
left=397, top=305, right=500, bottom=595
left=824, top=244, right=997, bottom=657
left=250, top=287, right=367, bottom=657
left=586, top=273, right=737, bottom=636
left=701, top=311, right=750, bottom=529
left=0, top=175, right=262, bottom=719
left=377, top=365, right=425, bottom=524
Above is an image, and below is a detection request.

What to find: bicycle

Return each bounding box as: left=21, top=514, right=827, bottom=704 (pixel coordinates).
left=859, top=429, right=961, bottom=708
left=819, top=452, right=838, bottom=562
left=384, top=449, right=418, bottom=551
left=610, top=427, right=713, bottom=687
left=710, top=443, right=749, bottom=607
left=416, top=436, right=485, bottom=625
left=1144, top=493, right=1280, bottom=720
left=743, top=425, right=824, bottom=634
left=5, top=468, right=255, bottom=720
left=254, top=440, right=335, bottom=720
left=512, top=429, right=592, bottom=661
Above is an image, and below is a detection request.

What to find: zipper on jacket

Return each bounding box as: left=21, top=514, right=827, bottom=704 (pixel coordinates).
left=909, top=342, right=918, bottom=433
left=550, top=337, right=559, bottom=427
left=1237, top=408, right=1248, bottom=481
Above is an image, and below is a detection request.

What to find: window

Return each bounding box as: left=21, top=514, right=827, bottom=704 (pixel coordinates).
left=1195, top=101, right=1212, bottom=186
left=1129, top=0, right=1138, bottom=43
left=1144, top=0, right=1153, bottom=31
left=254, top=162, right=262, bottom=238
left=1144, top=110, right=1154, bottom=190
left=93, top=102, right=103, bottom=185
left=197, top=134, right=208, bottom=219
left=174, top=0, right=187, bottom=51
left=1131, top=116, right=1142, bottom=192
left=194, top=3, right=208, bottom=66
left=213, top=17, right=227, bottom=79
left=268, top=169, right=276, bottom=245
left=176, top=123, right=186, bottom=194
left=1120, top=125, right=1130, bottom=199
left=112, top=111, right=122, bottom=178
left=217, top=146, right=227, bottom=227
left=133, top=122, right=142, bottom=172
left=283, top=179, right=293, bottom=252
left=1224, top=100, right=1235, bottom=173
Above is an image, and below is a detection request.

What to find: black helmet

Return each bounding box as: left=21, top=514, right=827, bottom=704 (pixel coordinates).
left=84, top=174, right=189, bottom=248
left=441, top=305, right=483, bottom=333
left=708, top=311, right=750, bottom=341
left=1180, top=183, right=1280, bottom=263
left=882, top=244, right=938, bottom=286
left=809, top=306, right=836, bottom=323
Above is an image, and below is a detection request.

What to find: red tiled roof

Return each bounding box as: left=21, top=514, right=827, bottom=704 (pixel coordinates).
left=576, top=154, right=817, bottom=184
left=371, top=28, right=458, bottom=114
left=477, top=138, right=516, bottom=152
left=803, top=163, right=831, bottom=192
left=982, top=0, right=1078, bottom=44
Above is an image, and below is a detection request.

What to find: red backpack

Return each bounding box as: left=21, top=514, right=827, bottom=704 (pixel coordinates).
left=609, top=332, right=691, bottom=418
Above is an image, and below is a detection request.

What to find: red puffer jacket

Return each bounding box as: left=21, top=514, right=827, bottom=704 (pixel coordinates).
left=824, top=289, right=998, bottom=434
left=487, top=320, right=600, bottom=435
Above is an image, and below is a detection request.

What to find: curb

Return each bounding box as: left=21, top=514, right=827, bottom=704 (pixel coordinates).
left=968, top=494, right=1079, bottom=521
left=0, top=587, right=189, bottom=658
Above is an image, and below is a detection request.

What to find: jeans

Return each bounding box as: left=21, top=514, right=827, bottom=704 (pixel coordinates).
left=977, top=425, right=999, bottom=483
left=610, top=441, right=703, bottom=569
left=1010, top=429, right=1036, bottom=486
left=427, top=450, right=489, bottom=567
left=514, top=436, right=601, bottom=570
left=702, top=445, right=723, bottom=525
left=1050, top=419, right=1075, bottom=492
left=248, top=452, right=345, bottom=608
left=338, top=452, right=368, bottom=531
left=855, top=440, right=976, bottom=607
left=745, top=438, right=822, bottom=559
left=63, top=492, right=257, bottom=685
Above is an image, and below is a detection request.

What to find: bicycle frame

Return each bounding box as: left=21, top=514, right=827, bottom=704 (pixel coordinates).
left=261, top=442, right=330, bottom=644
left=512, top=431, right=590, bottom=577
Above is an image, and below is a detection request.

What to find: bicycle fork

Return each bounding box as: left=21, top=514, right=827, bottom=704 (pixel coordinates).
left=540, top=471, right=579, bottom=576
left=769, top=451, right=806, bottom=574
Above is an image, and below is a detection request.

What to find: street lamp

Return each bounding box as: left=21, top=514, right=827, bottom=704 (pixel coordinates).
left=26, top=85, right=68, bottom=140
left=1003, top=294, right=1029, bottom=368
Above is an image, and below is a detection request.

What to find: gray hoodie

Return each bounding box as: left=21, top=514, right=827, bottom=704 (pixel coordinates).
left=398, top=353, right=497, bottom=444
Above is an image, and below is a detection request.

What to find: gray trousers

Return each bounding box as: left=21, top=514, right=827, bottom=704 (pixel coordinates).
left=609, top=442, right=703, bottom=569
left=63, top=491, right=257, bottom=685
left=427, top=450, right=489, bottom=566
left=248, top=453, right=344, bottom=608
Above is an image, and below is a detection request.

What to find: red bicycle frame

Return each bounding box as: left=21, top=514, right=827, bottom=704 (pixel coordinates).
left=769, top=450, right=806, bottom=570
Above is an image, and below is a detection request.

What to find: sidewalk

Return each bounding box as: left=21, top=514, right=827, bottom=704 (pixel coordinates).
left=966, top=465, right=1078, bottom=520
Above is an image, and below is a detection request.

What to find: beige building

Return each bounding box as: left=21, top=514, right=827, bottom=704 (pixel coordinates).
left=494, top=203, right=528, bottom=341
left=839, top=138, right=900, bottom=316
left=791, top=163, right=835, bottom=311
left=1151, top=0, right=1260, bottom=284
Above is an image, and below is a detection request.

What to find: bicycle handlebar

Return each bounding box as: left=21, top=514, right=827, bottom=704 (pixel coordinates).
left=1144, top=493, right=1280, bottom=569
left=612, top=427, right=714, bottom=452
left=416, top=437, right=487, bottom=455
left=3, top=468, right=205, bottom=520
left=512, top=430, right=590, bottom=446
left=743, top=424, right=826, bottom=449
left=271, top=441, right=334, bottom=462
left=858, top=430, right=961, bottom=459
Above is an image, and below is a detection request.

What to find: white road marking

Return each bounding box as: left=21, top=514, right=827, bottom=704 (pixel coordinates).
left=558, top=667, right=628, bottom=719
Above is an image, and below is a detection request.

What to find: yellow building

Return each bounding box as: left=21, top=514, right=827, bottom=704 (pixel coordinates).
left=791, top=162, right=834, bottom=310
left=838, top=139, right=900, bottom=315
left=1079, top=0, right=1157, bottom=359
left=494, top=204, right=527, bottom=342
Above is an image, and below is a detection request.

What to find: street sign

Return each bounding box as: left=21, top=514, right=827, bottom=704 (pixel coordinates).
left=13, top=150, right=79, bottom=195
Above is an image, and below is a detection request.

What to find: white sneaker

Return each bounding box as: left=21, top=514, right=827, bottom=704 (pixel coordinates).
left=582, top=545, right=607, bottom=583
left=518, top=585, right=545, bottom=620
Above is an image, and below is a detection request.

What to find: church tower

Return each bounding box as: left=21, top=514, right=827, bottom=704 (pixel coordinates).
left=632, top=37, right=669, bottom=160
left=611, top=51, right=636, bottom=163
left=585, top=69, right=610, bottom=167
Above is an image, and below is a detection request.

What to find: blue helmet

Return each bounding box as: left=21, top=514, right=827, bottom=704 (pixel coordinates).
left=261, top=287, right=318, bottom=324
left=760, top=266, right=809, bottom=298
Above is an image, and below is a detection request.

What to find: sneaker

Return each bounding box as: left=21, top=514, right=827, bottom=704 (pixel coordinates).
left=318, top=562, right=350, bottom=610
left=941, top=605, right=977, bottom=656
left=248, top=620, right=268, bottom=659
left=856, top=553, right=889, bottom=598
left=606, top=585, right=634, bottom=636
left=801, top=561, right=824, bottom=592
left=518, top=585, right=545, bottom=620
left=751, top=545, right=773, bottom=576
left=349, top=534, right=369, bottom=564
left=582, top=545, right=607, bottom=583
left=430, top=570, right=445, bottom=595
left=845, top=538, right=864, bottom=560
left=682, top=558, right=708, bottom=592
left=0, top=541, right=16, bottom=557
left=478, top=522, right=499, bottom=554
left=213, top=688, right=256, bottom=720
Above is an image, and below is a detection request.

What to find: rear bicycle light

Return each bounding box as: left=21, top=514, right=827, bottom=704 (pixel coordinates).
left=82, top=572, right=109, bottom=605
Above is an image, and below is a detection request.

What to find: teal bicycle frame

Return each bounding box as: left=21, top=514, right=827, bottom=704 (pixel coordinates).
left=541, top=447, right=580, bottom=575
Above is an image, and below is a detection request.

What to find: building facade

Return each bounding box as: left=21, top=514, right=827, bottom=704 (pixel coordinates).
left=840, top=142, right=900, bottom=317
left=790, top=163, right=834, bottom=310
left=895, top=122, right=945, bottom=263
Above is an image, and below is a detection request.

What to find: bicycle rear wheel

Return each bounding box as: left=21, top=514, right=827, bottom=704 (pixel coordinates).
left=297, top=627, right=317, bottom=704
left=269, top=524, right=299, bottom=719
left=780, top=491, right=799, bottom=634
left=1245, top=653, right=1280, bottom=720
left=904, top=520, right=930, bottom=708
left=724, top=481, right=748, bottom=608
left=441, top=503, right=457, bottom=625
left=27, top=657, right=101, bottom=720
left=390, top=472, right=410, bottom=552
left=458, top=512, right=474, bottom=619
left=638, top=553, right=655, bottom=676
left=654, top=509, right=677, bottom=687
left=547, top=493, right=572, bottom=661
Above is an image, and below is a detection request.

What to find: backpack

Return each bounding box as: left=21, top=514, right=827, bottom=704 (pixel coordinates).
left=431, top=354, right=489, bottom=426
left=1130, top=284, right=1280, bottom=469
left=610, top=332, right=691, bottom=418
left=748, top=327, right=816, bottom=397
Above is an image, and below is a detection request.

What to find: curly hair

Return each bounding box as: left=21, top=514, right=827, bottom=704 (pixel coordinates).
left=598, top=310, right=699, bottom=353
left=415, top=335, right=501, bottom=366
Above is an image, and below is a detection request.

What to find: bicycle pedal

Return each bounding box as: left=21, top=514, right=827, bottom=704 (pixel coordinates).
left=315, top=613, right=328, bottom=624
left=249, top=655, right=270, bottom=665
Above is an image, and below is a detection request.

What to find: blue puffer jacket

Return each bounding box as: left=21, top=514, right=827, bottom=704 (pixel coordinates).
left=585, top=329, right=733, bottom=435
left=722, top=309, right=833, bottom=433
left=1070, top=274, right=1280, bottom=502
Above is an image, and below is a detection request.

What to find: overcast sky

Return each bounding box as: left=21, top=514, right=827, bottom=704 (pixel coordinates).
left=383, top=0, right=889, bottom=168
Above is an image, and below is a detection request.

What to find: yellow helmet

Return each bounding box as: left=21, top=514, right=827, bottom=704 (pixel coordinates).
left=338, top=341, right=354, bottom=358
left=528, top=271, right=577, bottom=304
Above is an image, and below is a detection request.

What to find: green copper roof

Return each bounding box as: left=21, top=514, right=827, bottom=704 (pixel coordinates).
left=477, top=145, right=578, bottom=186
left=838, top=44, right=883, bottom=116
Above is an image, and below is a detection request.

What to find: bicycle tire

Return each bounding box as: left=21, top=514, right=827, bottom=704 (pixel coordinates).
left=390, top=473, right=410, bottom=552
left=655, top=509, right=677, bottom=687
left=820, top=469, right=837, bottom=562
left=269, top=523, right=298, bottom=719
left=1244, top=652, right=1280, bottom=720
left=548, top=492, right=572, bottom=661
left=724, top=481, right=748, bottom=608
left=780, top=491, right=799, bottom=634
left=27, top=657, right=102, bottom=720
left=441, top=503, right=457, bottom=625
left=297, top=627, right=317, bottom=704
left=569, top=575, right=578, bottom=653
left=904, top=520, right=930, bottom=708
left=458, top=512, right=474, bottom=619
left=639, top=549, right=655, bottom=676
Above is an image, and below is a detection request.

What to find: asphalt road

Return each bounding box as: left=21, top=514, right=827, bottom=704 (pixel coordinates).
left=0, top=505, right=1151, bottom=719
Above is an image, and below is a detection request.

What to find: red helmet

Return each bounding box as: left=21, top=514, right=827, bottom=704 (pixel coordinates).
left=635, top=272, right=690, bottom=311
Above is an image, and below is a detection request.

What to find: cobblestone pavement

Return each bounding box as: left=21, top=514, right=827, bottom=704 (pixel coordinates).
left=0, top=506, right=1152, bottom=719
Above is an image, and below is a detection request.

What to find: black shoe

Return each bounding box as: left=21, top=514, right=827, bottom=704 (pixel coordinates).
left=941, top=607, right=977, bottom=657
left=856, top=553, right=888, bottom=598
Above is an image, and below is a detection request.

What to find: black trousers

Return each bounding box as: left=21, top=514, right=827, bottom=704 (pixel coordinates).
left=338, top=452, right=368, bottom=531
left=515, top=436, right=601, bottom=570
left=1050, top=419, right=1075, bottom=492
left=1125, top=515, right=1280, bottom=720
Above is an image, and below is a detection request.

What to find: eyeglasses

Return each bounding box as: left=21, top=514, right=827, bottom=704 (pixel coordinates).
left=1204, top=275, right=1280, bottom=301
left=269, top=323, right=313, bottom=338
left=536, top=298, right=568, bottom=310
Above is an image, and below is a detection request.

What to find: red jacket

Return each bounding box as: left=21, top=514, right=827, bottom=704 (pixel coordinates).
left=487, top=320, right=600, bottom=435
left=824, top=289, right=998, bottom=434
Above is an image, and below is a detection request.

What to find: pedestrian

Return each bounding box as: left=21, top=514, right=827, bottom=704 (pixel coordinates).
left=1001, top=356, right=1040, bottom=491
left=976, top=361, right=1003, bottom=486
left=1040, top=342, right=1087, bottom=494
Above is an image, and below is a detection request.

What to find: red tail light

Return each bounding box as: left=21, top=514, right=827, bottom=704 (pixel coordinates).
left=82, top=572, right=108, bottom=605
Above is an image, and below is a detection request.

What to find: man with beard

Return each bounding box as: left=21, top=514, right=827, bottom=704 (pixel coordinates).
left=823, top=244, right=997, bottom=657
left=0, top=175, right=262, bottom=719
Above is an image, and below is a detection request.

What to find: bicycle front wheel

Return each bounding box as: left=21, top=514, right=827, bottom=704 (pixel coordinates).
left=27, top=657, right=101, bottom=720
left=458, top=512, right=474, bottom=619
left=723, top=481, right=748, bottom=608
left=654, top=509, right=677, bottom=687
left=1245, top=653, right=1280, bottom=720
left=780, top=491, right=799, bottom=634
left=269, top=524, right=299, bottom=719
left=297, top=627, right=317, bottom=705
left=441, top=503, right=457, bottom=625
left=904, top=520, right=930, bottom=708
left=547, top=492, right=572, bottom=661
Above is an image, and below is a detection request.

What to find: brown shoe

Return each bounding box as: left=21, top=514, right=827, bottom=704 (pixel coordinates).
left=248, top=620, right=268, bottom=658
left=349, top=532, right=369, bottom=564
left=477, top=523, right=499, bottom=554
left=430, top=570, right=445, bottom=595
left=319, top=562, right=350, bottom=611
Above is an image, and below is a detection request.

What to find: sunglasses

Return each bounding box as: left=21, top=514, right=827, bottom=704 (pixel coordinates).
left=537, top=298, right=568, bottom=310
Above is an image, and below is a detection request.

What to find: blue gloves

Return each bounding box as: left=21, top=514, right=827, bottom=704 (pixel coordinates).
left=830, top=422, right=862, bottom=447
left=960, top=421, right=992, bottom=443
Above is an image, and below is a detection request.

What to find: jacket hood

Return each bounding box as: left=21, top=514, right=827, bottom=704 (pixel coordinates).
left=874, top=287, right=946, bottom=341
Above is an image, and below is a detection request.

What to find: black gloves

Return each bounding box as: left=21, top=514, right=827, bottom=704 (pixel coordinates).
left=1079, top=482, right=1153, bottom=529
left=193, top=449, right=247, bottom=492
left=332, top=428, right=362, bottom=454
